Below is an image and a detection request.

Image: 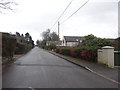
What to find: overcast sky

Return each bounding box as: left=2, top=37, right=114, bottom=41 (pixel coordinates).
left=0, top=0, right=119, bottom=43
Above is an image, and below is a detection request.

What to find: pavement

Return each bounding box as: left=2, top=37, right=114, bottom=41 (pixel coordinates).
left=49, top=51, right=120, bottom=85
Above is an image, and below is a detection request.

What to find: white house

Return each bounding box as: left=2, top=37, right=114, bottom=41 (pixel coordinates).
left=62, top=36, right=83, bottom=47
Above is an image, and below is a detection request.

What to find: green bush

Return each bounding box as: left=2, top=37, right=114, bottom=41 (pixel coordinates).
left=15, top=42, right=33, bottom=54
left=2, top=33, right=17, bottom=62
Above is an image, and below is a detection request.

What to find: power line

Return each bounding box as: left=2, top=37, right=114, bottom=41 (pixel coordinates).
left=61, top=0, right=89, bottom=24
left=50, top=0, right=74, bottom=30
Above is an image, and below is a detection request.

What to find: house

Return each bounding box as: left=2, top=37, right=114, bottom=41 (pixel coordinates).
left=62, top=36, right=83, bottom=47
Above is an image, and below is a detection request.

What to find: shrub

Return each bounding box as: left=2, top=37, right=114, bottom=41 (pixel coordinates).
left=55, top=48, right=59, bottom=53
left=45, top=44, right=56, bottom=50
left=61, top=48, right=70, bottom=56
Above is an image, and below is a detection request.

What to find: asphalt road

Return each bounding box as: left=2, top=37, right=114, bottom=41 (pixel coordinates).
left=2, top=47, right=119, bottom=88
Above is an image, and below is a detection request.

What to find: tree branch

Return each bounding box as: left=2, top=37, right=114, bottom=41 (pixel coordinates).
left=0, top=1, right=17, bottom=11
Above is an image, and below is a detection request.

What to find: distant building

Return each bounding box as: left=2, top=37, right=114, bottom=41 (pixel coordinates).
left=62, top=36, right=83, bottom=47
left=106, top=38, right=115, bottom=41
left=46, top=41, right=62, bottom=46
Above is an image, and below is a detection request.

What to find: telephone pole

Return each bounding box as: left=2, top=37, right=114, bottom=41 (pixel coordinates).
left=58, top=21, right=60, bottom=40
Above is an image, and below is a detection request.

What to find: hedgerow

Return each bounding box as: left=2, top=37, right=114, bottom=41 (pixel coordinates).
left=55, top=46, right=100, bottom=62
left=15, top=42, right=33, bottom=54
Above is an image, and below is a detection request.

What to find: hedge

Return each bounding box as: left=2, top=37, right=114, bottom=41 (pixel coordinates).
left=55, top=46, right=100, bottom=62
left=2, top=32, right=33, bottom=64
left=15, top=42, right=33, bottom=54
left=2, top=33, right=17, bottom=63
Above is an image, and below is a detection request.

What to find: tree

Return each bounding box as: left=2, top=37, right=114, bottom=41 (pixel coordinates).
left=16, top=32, right=21, bottom=42
left=29, top=36, right=32, bottom=42
left=31, top=40, right=34, bottom=47
left=36, top=40, right=40, bottom=46
left=50, top=32, right=59, bottom=41
left=42, top=29, right=59, bottom=41
left=16, top=32, right=20, bottom=36
left=40, top=40, right=46, bottom=48
left=82, top=34, right=97, bottom=46
left=36, top=40, right=43, bottom=47
left=25, top=32, right=30, bottom=43
left=40, top=29, right=60, bottom=48
left=42, top=29, right=51, bottom=41
left=82, top=34, right=114, bottom=47
left=21, top=34, right=25, bottom=43
left=15, top=32, right=34, bottom=47
left=29, top=36, right=34, bottom=46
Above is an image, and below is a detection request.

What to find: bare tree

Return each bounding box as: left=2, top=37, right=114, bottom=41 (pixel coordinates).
left=42, top=29, right=51, bottom=41
left=0, top=0, right=17, bottom=12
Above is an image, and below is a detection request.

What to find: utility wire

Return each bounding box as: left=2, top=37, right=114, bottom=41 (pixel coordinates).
left=50, top=0, right=74, bottom=30
left=61, top=0, right=89, bottom=24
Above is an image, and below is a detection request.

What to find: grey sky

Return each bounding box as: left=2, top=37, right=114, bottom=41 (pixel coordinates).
left=0, top=0, right=119, bottom=42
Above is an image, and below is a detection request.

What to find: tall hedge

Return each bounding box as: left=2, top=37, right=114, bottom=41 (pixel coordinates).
left=15, top=42, right=33, bottom=54
left=2, top=33, right=17, bottom=60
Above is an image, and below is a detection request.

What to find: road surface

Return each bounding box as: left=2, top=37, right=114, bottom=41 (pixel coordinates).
left=3, top=47, right=118, bottom=88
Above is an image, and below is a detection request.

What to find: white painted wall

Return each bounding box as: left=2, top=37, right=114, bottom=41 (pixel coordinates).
left=66, top=42, right=78, bottom=47
left=98, top=46, right=115, bottom=68
left=98, top=49, right=104, bottom=64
